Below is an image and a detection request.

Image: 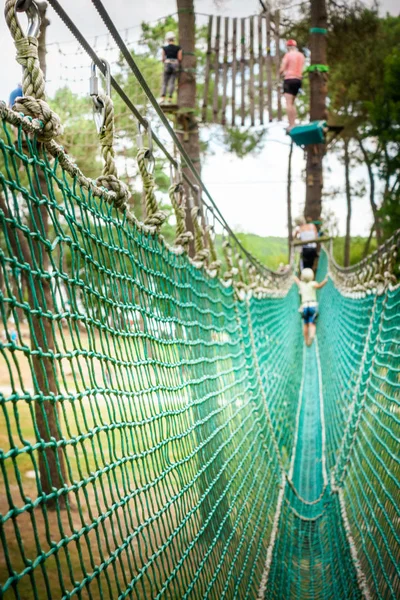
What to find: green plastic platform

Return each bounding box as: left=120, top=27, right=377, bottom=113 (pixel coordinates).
left=289, top=120, right=327, bottom=147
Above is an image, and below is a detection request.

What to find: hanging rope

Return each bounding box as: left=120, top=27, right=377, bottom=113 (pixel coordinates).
left=137, top=147, right=167, bottom=231
left=205, top=225, right=222, bottom=274
left=222, top=239, right=238, bottom=282
left=94, top=93, right=130, bottom=209
left=191, top=205, right=209, bottom=265
left=169, top=182, right=193, bottom=250
left=5, top=0, right=63, bottom=141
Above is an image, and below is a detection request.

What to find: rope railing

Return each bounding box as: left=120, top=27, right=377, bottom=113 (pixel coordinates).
left=328, top=229, right=400, bottom=292
left=45, top=0, right=292, bottom=285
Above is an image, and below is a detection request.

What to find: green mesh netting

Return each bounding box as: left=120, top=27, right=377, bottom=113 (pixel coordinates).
left=0, top=113, right=399, bottom=600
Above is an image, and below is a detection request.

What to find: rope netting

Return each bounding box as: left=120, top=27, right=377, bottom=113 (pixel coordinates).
left=1, top=1, right=399, bottom=598
left=0, top=112, right=287, bottom=599
left=265, top=251, right=400, bottom=600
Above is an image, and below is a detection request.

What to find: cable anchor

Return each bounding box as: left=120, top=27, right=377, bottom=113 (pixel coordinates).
left=90, top=59, right=111, bottom=134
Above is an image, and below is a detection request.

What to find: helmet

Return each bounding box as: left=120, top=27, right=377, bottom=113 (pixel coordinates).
left=301, top=268, right=314, bottom=282
left=166, top=31, right=175, bottom=41
left=286, top=39, right=297, bottom=47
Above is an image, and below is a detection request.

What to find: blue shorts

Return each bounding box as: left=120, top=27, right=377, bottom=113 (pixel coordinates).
left=302, top=306, right=318, bottom=324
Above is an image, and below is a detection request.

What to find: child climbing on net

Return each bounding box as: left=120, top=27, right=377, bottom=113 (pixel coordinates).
left=294, top=268, right=328, bottom=346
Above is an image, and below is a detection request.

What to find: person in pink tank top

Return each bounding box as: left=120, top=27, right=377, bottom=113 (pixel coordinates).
left=280, top=39, right=305, bottom=131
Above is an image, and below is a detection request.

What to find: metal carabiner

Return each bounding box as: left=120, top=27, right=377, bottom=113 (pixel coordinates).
left=14, top=0, right=41, bottom=38
left=193, top=184, right=202, bottom=207
left=90, top=59, right=111, bottom=134
left=170, top=152, right=183, bottom=187
left=137, top=118, right=155, bottom=173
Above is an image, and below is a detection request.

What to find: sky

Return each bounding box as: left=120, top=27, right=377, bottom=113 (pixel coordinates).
left=0, top=0, right=399, bottom=239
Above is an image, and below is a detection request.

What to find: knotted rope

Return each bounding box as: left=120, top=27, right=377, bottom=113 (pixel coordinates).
left=95, top=93, right=129, bottom=209
left=169, top=183, right=193, bottom=250
left=191, top=206, right=209, bottom=265
left=222, top=240, right=238, bottom=282
left=5, top=0, right=63, bottom=142
left=5, top=0, right=45, bottom=98
left=137, top=148, right=167, bottom=231
left=205, top=225, right=222, bottom=274
left=234, top=252, right=247, bottom=296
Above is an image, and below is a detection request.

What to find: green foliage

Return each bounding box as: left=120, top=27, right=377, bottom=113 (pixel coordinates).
left=222, top=232, right=378, bottom=270
left=232, top=233, right=288, bottom=269
left=140, top=16, right=179, bottom=56
left=222, top=127, right=266, bottom=158
left=327, top=6, right=400, bottom=241
left=332, top=236, right=377, bottom=266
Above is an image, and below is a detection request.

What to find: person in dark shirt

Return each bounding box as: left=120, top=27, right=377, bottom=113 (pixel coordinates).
left=160, top=32, right=182, bottom=103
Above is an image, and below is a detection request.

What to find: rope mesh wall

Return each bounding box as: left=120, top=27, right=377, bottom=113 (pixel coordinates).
left=0, top=113, right=399, bottom=600
left=0, top=117, right=285, bottom=599
left=319, top=258, right=400, bottom=599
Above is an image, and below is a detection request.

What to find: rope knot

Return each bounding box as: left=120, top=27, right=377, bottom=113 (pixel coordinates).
left=96, top=174, right=130, bottom=209
left=137, top=147, right=166, bottom=232
left=169, top=182, right=192, bottom=249
left=15, top=36, right=39, bottom=64
left=14, top=97, right=63, bottom=141
left=145, top=211, right=168, bottom=229
left=176, top=231, right=193, bottom=248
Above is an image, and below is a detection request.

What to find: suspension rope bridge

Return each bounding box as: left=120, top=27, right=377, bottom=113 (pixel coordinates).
left=0, top=1, right=399, bottom=599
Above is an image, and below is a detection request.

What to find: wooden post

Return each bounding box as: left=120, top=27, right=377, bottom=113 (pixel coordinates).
left=274, top=10, right=282, bottom=121
left=177, top=0, right=200, bottom=253
left=249, top=17, right=255, bottom=127
left=240, top=18, right=246, bottom=126
left=344, top=139, right=351, bottom=267
left=304, top=0, right=328, bottom=222
left=33, top=2, right=69, bottom=508
left=221, top=17, right=229, bottom=125
left=231, top=18, right=237, bottom=126
left=258, top=15, right=264, bottom=125
left=266, top=11, right=273, bottom=122
left=202, top=15, right=213, bottom=123
left=287, top=140, right=294, bottom=261
left=213, top=16, right=221, bottom=123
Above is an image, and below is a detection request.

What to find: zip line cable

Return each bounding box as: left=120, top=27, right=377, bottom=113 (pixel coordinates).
left=46, top=0, right=283, bottom=277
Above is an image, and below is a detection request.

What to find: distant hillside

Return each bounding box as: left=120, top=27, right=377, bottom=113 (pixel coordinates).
left=221, top=233, right=377, bottom=272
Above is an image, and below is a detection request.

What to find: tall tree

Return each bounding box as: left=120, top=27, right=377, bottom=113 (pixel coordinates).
left=34, top=2, right=69, bottom=507
left=304, top=0, right=328, bottom=223
left=176, top=0, right=202, bottom=243
left=287, top=140, right=294, bottom=261
left=343, top=139, right=352, bottom=267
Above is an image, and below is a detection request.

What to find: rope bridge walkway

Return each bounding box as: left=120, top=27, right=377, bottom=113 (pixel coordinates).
left=0, top=1, right=399, bottom=598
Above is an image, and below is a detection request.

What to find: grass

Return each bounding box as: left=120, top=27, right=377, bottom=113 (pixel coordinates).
left=222, top=233, right=378, bottom=271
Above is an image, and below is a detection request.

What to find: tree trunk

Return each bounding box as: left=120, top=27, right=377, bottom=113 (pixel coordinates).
left=177, top=0, right=201, bottom=254
left=344, top=140, right=351, bottom=267
left=363, top=224, right=374, bottom=259
left=304, top=0, right=328, bottom=223
left=357, top=137, right=381, bottom=244
left=287, top=140, right=294, bottom=262
left=33, top=3, right=68, bottom=507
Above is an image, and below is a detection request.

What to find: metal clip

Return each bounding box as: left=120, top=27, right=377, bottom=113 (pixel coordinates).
left=90, top=59, right=111, bottom=134
left=137, top=118, right=155, bottom=173
left=14, top=0, right=41, bottom=38
left=193, top=184, right=202, bottom=206
left=170, top=153, right=183, bottom=187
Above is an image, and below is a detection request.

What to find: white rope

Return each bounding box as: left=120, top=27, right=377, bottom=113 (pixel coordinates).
left=257, top=473, right=286, bottom=599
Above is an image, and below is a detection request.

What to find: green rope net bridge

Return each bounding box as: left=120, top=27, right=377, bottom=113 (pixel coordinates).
left=0, top=1, right=399, bottom=598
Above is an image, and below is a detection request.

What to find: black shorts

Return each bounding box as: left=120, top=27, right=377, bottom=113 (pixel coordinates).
left=283, top=79, right=302, bottom=97
left=301, top=247, right=318, bottom=270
